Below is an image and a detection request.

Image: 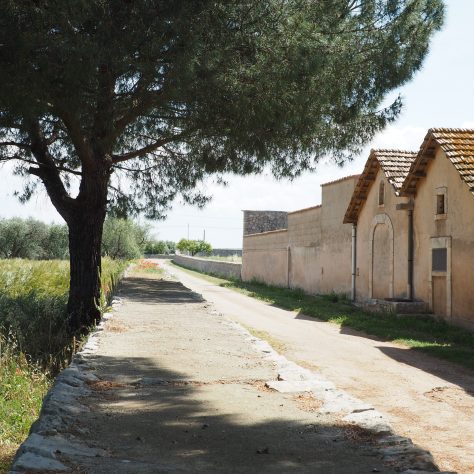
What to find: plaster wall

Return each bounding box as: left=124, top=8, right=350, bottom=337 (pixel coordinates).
left=355, top=169, right=410, bottom=301
left=242, top=177, right=357, bottom=296
left=287, top=207, right=321, bottom=293
left=412, top=148, right=474, bottom=329
left=319, top=177, right=359, bottom=295
left=242, top=229, right=289, bottom=287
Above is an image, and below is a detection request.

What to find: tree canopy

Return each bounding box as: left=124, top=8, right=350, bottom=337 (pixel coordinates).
left=0, top=0, right=444, bottom=330
left=177, top=239, right=212, bottom=257
left=0, top=0, right=444, bottom=217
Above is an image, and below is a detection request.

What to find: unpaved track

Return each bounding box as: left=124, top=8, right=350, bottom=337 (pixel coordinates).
left=21, top=274, right=400, bottom=473
left=162, top=260, right=474, bottom=474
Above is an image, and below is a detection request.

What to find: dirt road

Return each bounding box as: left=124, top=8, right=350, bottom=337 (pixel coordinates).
left=162, top=260, right=474, bottom=474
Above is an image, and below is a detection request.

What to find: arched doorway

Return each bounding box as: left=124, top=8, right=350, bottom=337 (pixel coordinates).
left=369, top=214, right=394, bottom=300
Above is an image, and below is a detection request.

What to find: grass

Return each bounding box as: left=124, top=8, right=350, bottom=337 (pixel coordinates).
left=242, top=325, right=287, bottom=353
left=0, top=337, right=51, bottom=473
left=170, top=261, right=474, bottom=370
left=0, top=257, right=128, bottom=472
left=0, top=258, right=127, bottom=370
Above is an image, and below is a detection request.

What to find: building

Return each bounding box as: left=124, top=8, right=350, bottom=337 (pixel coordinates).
left=242, top=128, right=474, bottom=330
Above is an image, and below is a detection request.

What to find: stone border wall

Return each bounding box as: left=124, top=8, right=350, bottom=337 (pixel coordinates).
left=173, top=255, right=241, bottom=280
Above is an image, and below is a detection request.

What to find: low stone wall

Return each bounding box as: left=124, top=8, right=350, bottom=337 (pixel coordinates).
left=173, top=255, right=242, bottom=280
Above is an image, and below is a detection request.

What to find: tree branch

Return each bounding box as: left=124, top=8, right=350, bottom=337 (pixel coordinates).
left=111, top=130, right=191, bottom=163
left=27, top=119, right=76, bottom=220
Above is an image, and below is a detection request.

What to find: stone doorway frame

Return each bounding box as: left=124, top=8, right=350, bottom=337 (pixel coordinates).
left=369, top=213, right=394, bottom=300
left=429, top=236, right=452, bottom=318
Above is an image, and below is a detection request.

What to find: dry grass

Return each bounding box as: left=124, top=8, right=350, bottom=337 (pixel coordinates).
left=0, top=444, right=16, bottom=474
left=242, top=325, right=287, bottom=354
left=338, top=422, right=380, bottom=444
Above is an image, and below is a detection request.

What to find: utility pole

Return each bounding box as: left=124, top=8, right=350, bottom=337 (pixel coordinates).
left=203, top=229, right=206, bottom=241
left=187, top=223, right=189, bottom=239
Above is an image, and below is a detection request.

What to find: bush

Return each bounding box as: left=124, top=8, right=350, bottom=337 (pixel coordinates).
left=0, top=217, right=150, bottom=261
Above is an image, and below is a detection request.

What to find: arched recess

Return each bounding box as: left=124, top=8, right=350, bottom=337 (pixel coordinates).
left=368, top=213, right=394, bottom=300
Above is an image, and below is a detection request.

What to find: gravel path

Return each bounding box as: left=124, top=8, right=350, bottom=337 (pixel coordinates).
left=11, top=268, right=453, bottom=473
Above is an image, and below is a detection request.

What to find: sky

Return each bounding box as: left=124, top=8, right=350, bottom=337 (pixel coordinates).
left=1, top=1, right=474, bottom=249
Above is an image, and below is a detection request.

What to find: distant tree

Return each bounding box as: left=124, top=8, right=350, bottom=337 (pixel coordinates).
left=0, top=218, right=49, bottom=259
left=0, top=1, right=444, bottom=331
left=41, top=224, right=69, bottom=259
left=165, top=241, right=176, bottom=254
left=102, top=218, right=148, bottom=260
left=177, top=239, right=212, bottom=257
left=144, top=239, right=173, bottom=255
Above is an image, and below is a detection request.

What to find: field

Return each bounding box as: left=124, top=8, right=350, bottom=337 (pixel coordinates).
left=0, top=258, right=127, bottom=473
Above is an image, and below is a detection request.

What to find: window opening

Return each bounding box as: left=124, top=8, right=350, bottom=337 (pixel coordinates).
left=436, top=194, right=445, bottom=215
left=378, top=181, right=385, bottom=206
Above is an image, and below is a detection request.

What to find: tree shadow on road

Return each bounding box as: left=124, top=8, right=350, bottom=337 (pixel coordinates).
left=117, top=278, right=204, bottom=304
left=73, top=355, right=406, bottom=474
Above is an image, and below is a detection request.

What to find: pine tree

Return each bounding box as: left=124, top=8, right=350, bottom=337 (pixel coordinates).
left=0, top=1, right=444, bottom=331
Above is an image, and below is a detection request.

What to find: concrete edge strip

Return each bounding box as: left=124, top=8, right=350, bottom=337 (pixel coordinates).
left=9, top=300, right=124, bottom=473
left=221, top=318, right=454, bottom=474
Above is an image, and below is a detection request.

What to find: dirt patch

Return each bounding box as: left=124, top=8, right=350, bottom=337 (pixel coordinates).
left=424, top=385, right=474, bottom=410
left=104, top=319, right=129, bottom=333
left=86, top=380, right=127, bottom=391
left=292, top=392, right=323, bottom=412
left=250, top=380, right=276, bottom=393
left=338, top=423, right=380, bottom=444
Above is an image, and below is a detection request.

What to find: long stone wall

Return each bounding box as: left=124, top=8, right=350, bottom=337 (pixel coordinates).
left=173, top=255, right=242, bottom=280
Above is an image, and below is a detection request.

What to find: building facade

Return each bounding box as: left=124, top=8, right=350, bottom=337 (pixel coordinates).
left=242, top=128, right=474, bottom=330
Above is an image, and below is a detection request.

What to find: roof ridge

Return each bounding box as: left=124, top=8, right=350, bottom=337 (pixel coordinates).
left=429, top=127, right=474, bottom=133
left=371, top=148, right=417, bottom=154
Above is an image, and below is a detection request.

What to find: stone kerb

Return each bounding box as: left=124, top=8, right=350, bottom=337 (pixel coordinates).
left=173, top=255, right=242, bottom=280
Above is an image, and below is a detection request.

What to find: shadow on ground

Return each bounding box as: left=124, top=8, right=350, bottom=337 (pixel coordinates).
left=375, top=345, right=474, bottom=397
left=76, top=355, right=399, bottom=474
left=117, top=277, right=203, bottom=304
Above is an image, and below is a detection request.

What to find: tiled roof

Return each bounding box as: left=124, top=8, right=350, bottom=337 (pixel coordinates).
left=401, top=128, right=474, bottom=196
left=375, top=150, right=417, bottom=193
left=343, top=149, right=417, bottom=224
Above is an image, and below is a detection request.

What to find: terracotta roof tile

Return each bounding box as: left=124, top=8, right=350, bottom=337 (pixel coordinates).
left=343, top=149, right=417, bottom=224
left=401, top=128, right=474, bottom=195
left=371, top=149, right=416, bottom=193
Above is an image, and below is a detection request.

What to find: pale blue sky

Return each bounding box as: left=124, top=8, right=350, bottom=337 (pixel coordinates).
left=1, top=1, right=473, bottom=248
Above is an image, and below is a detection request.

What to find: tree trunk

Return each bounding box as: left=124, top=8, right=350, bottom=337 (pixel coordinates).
left=67, top=205, right=107, bottom=333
